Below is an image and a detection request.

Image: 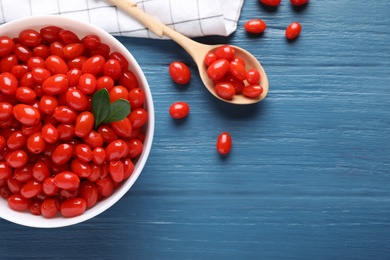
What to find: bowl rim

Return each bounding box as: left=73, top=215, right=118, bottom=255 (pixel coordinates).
left=0, top=15, right=155, bottom=228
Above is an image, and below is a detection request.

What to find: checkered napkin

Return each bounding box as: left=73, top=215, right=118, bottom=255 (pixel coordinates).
left=0, top=0, right=244, bottom=38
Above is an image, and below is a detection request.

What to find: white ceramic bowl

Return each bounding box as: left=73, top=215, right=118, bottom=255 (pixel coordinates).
left=0, top=16, right=154, bottom=228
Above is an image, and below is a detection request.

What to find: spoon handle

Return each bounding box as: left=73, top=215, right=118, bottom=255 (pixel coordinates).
left=108, top=0, right=211, bottom=63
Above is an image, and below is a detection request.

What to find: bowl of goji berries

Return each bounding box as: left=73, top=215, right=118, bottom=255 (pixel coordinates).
left=0, top=15, right=155, bottom=227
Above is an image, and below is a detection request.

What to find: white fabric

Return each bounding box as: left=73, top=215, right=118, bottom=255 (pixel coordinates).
left=0, top=0, right=244, bottom=38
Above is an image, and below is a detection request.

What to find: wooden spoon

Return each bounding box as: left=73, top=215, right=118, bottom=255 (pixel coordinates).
left=109, top=0, right=269, bottom=105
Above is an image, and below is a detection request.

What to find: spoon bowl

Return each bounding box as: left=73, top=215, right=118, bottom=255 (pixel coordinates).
left=110, top=0, right=268, bottom=105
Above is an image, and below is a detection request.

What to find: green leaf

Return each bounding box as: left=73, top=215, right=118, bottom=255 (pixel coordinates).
left=102, top=99, right=131, bottom=124
left=92, top=88, right=110, bottom=129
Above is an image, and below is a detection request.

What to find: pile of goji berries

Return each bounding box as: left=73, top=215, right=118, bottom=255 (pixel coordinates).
left=0, top=26, right=148, bottom=218
left=205, top=45, right=263, bottom=100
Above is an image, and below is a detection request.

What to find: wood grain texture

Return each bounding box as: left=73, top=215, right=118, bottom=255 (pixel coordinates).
left=1, top=0, right=390, bottom=259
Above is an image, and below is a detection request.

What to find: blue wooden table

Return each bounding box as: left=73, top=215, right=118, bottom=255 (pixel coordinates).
left=1, top=0, right=390, bottom=259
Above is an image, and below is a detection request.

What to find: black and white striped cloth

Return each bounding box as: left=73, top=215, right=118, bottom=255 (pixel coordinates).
left=0, top=0, right=244, bottom=38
